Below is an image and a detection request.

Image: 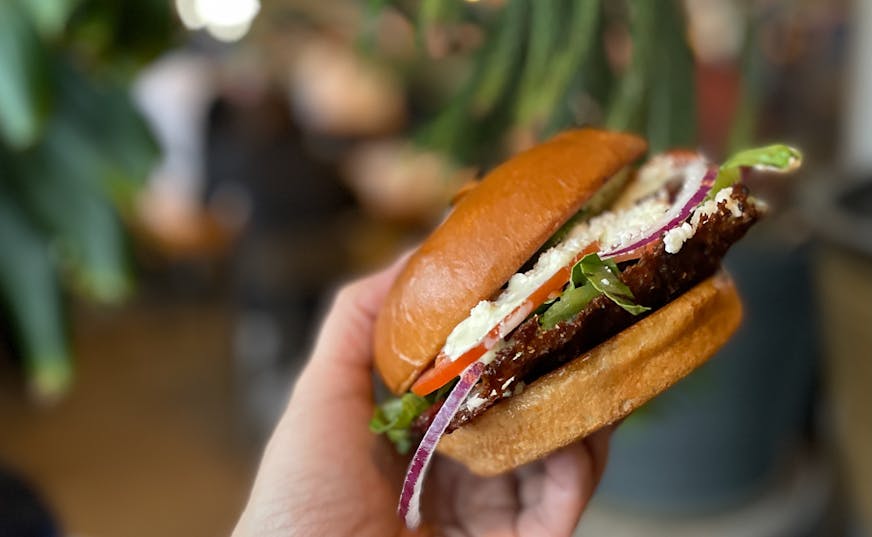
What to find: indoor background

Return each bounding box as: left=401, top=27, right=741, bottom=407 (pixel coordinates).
left=0, top=0, right=869, bottom=536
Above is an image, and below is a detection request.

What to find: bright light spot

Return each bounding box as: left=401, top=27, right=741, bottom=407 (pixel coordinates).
left=207, top=19, right=254, bottom=42
left=194, top=0, right=260, bottom=27
left=175, top=0, right=260, bottom=41
left=175, top=0, right=204, bottom=29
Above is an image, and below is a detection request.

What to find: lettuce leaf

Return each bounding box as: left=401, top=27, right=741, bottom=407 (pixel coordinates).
left=709, top=144, right=803, bottom=199
left=541, top=253, right=649, bottom=328
left=720, top=144, right=802, bottom=172
left=542, top=168, right=632, bottom=250
left=370, top=393, right=429, bottom=454
left=575, top=253, right=650, bottom=315
left=370, top=380, right=457, bottom=453
left=540, top=283, right=600, bottom=329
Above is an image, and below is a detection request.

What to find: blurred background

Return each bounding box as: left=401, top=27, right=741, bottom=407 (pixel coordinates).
left=0, top=0, right=869, bottom=535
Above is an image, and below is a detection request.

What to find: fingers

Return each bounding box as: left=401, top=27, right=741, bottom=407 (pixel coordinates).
left=429, top=457, right=520, bottom=537
left=516, top=427, right=614, bottom=537
left=310, top=251, right=411, bottom=372
left=582, top=425, right=614, bottom=485
left=516, top=445, right=589, bottom=537
left=291, top=251, right=412, bottom=407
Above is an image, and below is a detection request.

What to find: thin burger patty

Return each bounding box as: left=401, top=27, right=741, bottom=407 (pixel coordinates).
left=437, top=184, right=761, bottom=432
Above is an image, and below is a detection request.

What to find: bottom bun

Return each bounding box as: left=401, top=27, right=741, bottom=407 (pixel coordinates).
left=436, top=272, right=742, bottom=476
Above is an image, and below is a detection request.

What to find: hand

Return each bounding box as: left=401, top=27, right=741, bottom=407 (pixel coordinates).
left=232, top=257, right=613, bottom=537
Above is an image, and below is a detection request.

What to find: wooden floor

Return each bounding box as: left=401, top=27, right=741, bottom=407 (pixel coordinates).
left=0, top=294, right=257, bottom=537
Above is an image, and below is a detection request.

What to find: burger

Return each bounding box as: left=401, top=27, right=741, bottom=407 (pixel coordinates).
left=368, top=129, right=801, bottom=527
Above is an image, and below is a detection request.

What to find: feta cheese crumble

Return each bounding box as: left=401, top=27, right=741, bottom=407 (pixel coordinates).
left=441, top=195, right=670, bottom=361
left=662, top=187, right=745, bottom=254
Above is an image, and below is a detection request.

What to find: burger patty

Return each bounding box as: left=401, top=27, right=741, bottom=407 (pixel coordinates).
left=444, top=184, right=761, bottom=432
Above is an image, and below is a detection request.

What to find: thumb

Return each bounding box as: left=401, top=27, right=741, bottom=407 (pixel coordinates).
left=294, top=254, right=409, bottom=410
left=312, top=253, right=409, bottom=368
left=517, top=426, right=613, bottom=536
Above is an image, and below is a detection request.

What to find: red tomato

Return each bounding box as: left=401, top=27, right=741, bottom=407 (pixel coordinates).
left=411, top=242, right=598, bottom=396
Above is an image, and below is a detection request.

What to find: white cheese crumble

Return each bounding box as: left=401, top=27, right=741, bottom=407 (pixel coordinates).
left=663, top=222, right=694, bottom=253
left=441, top=195, right=670, bottom=361
left=465, top=394, right=488, bottom=411
left=614, top=154, right=707, bottom=209
left=478, top=341, right=503, bottom=366
left=662, top=187, right=745, bottom=254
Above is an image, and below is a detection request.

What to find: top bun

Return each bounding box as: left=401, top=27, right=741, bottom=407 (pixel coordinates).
left=374, top=129, right=647, bottom=394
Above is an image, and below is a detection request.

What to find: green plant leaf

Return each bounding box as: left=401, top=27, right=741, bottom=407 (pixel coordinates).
left=13, top=126, right=132, bottom=303
left=1, top=58, right=156, bottom=310
left=575, top=253, right=650, bottom=315
left=417, top=0, right=463, bottom=37
left=541, top=0, right=611, bottom=137
left=727, top=8, right=761, bottom=153
left=17, top=0, right=81, bottom=38
left=370, top=393, right=430, bottom=433
left=644, top=0, right=695, bottom=153
left=515, top=0, right=560, bottom=123
left=0, top=187, right=72, bottom=400
left=357, top=0, right=396, bottom=53
left=51, top=59, right=159, bottom=205
left=518, top=0, right=600, bottom=127
left=720, top=144, right=803, bottom=172
left=0, top=2, right=51, bottom=149
left=11, top=63, right=145, bottom=304
left=471, top=0, right=527, bottom=115
left=370, top=392, right=431, bottom=453
left=708, top=143, right=803, bottom=198
left=66, top=0, right=173, bottom=68
left=540, top=251, right=650, bottom=329
left=605, top=1, right=655, bottom=133
left=540, top=284, right=600, bottom=329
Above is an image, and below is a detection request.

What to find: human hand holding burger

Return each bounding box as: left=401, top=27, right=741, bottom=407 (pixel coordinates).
left=232, top=254, right=612, bottom=537
left=234, top=129, right=801, bottom=535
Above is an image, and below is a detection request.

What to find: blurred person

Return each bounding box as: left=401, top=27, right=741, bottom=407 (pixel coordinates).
left=232, top=256, right=612, bottom=537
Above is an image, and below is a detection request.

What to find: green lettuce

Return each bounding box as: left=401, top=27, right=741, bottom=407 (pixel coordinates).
left=576, top=253, right=650, bottom=316
left=369, top=393, right=430, bottom=454
left=370, top=381, right=456, bottom=453
left=542, top=168, right=633, bottom=249
left=540, top=253, right=649, bottom=329
left=540, top=284, right=600, bottom=329
left=720, top=144, right=802, bottom=172
left=709, top=144, right=803, bottom=199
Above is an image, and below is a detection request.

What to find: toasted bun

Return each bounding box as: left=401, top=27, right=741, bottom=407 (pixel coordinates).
left=436, top=272, right=742, bottom=476
left=374, top=129, right=647, bottom=394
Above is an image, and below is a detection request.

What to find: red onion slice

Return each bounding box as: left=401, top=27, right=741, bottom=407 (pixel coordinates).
left=398, top=361, right=485, bottom=528
left=604, top=161, right=718, bottom=259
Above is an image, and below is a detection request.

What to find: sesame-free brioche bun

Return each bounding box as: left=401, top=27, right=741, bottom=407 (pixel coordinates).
left=435, top=272, right=742, bottom=476
left=373, top=129, right=647, bottom=394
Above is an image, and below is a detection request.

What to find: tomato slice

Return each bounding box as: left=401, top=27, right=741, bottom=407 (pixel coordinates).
left=411, top=242, right=598, bottom=396
left=605, top=242, right=654, bottom=264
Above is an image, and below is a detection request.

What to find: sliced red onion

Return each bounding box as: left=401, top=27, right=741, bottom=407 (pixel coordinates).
left=604, top=162, right=719, bottom=259
left=398, top=361, right=485, bottom=528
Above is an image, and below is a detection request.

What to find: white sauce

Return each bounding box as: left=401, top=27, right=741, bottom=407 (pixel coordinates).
left=441, top=195, right=670, bottom=361
left=662, top=187, right=747, bottom=254
left=464, top=394, right=488, bottom=411
left=441, top=170, right=761, bottom=367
